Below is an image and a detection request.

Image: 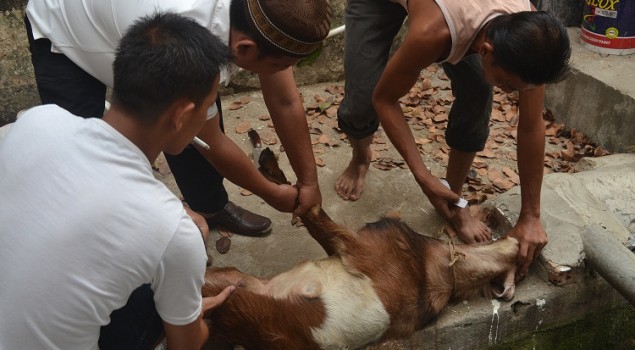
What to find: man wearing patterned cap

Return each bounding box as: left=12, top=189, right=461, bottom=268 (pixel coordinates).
left=24, top=0, right=330, bottom=238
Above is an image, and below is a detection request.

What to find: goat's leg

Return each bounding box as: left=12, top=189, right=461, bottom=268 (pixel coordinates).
left=300, top=206, right=356, bottom=256
left=203, top=267, right=268, bottom=296
left=251, top=134, right=356, bottom=256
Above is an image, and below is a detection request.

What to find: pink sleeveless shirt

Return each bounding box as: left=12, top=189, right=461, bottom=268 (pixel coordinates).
left=390, top=0, right=532, bottom=64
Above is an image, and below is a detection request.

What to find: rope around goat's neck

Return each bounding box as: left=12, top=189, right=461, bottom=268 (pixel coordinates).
left=441, top=226, right=466, bottom=294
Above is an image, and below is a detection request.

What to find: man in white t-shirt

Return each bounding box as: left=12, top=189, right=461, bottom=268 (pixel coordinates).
left=24, top=0, right=331, bottom=237
left=0, top=13, right=239, bottom=349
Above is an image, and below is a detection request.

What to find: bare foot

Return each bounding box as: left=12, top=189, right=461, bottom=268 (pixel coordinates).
left=335, top=161, right=369, bottom=200
left=335, top=136, right=373, bottom=201
left=450, top=207, right=491, bottom=243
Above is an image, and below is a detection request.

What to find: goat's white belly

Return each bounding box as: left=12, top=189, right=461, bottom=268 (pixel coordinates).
left=267, top=257, right=390, bottom=350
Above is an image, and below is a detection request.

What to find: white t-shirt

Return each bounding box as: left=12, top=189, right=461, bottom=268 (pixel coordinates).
left=26, top=0, right=236, bottom=87
left=0, top=105, right=207, bottom=350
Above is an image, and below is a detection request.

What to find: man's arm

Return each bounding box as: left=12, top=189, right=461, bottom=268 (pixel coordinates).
left=163, top=286, right=235, bottom=350
left=162, top=314, right=209, bottom=350
left=195, top=115, right=298, bottom=213
left=507, top=85, right=549, bottom=278
left=372, top=7, right=460, bottom=219
left=259, top=68, right=322, bottom=217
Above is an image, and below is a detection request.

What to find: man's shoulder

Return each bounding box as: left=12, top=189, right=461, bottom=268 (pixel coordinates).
left=406, top=0, right=451, bottom=44
left=9, top=105, right=78, bottom=139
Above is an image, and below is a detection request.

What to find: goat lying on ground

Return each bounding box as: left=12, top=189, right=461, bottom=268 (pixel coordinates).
left=203, top=206, right=519, bottom=349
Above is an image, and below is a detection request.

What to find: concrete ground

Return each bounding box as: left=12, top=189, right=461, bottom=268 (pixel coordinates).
left=153, top=30, right=635, bottom=349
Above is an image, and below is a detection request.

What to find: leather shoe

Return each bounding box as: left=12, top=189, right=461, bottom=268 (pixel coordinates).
left=202, top=202, right=272, bottom=237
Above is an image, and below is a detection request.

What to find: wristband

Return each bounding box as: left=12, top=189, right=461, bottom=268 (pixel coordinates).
left=439, top=179, right=468, bottom=208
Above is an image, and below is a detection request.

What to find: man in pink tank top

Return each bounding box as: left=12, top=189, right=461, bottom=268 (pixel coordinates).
left=336, top=0, right=570, bottom=279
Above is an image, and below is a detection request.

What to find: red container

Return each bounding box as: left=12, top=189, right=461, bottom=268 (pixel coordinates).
left=581, top=0, right=635, bottom=55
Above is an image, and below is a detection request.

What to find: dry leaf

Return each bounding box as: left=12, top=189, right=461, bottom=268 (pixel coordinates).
left=473, top=161, right=488, bottom=169
left=432, top=113, right=448, bottom=123
left=415, top=138, right=431, bottom=145
left=218, top=229, right=233, bottom=238
left=228, top=101, right=245, bottom=110
left=309, top=127, right=323, bottom=135
left=491, top=109, right=506, bottom=122
left=502, top=167, right=520, bottom=184
left=235, top=121, right=251, bottom=134
left=325, top=106, right=338, bottom=118
left=373, top=136, right=387, bottom=144
left=261, top=133, right=278, bottom=145
left=509, top=114, right=519, bottom=127
left=215, top=237, right=231, bottom=254
left=478, top=150, right=497, bottom=159
left=318, top=134, right=330, bottom=144
left=325, top=85, right=343, bottom=95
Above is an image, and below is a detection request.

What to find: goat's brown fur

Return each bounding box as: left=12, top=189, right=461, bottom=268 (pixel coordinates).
left=203, top=207, right=518, bottom=349
left=203, top=143, right=518, bottom=348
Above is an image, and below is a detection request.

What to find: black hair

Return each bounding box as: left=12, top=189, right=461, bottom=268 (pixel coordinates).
left=112, top=12, right=231, bottom=124
left=230, top=0, right=282, bottom=57
left=486, top=11, right=571, bottom=85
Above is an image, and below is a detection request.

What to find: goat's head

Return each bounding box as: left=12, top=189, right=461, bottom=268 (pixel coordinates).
left=485, top=263, right=517, bottom=301
left=450, top=237, right=519, bottom=302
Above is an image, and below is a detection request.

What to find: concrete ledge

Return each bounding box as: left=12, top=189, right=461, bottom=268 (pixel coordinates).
left=404, top=273, right=631, bottom=349
left=486, top=154, right=635, bottom=286
left=373, top=154, right=635, bottom=349
left=545, top=28, right=635, bottom=153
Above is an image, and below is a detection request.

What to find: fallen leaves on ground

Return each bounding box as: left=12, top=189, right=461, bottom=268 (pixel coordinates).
left=207, top=66, right=612, bottom=207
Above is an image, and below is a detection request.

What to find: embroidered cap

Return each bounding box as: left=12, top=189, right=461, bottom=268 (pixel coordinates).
left=245, top=0, right=331, bottom=57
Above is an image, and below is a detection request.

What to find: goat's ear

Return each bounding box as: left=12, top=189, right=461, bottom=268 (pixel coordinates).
left=395, top=237, right=410, bottom=252
left=491, top=266, right=517, bottom=301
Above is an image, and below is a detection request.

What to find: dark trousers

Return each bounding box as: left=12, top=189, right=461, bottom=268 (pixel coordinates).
left=98, top=285, right=164, bottom=350
left=337, top=0, right=493, bottom=152
left=24, top=16, right=228, bottom=213
left=164, top=100, right=228, bottom=212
